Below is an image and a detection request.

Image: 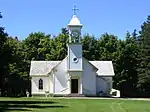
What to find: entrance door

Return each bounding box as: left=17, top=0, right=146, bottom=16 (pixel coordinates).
left=71, top=79, right=78, bottom=93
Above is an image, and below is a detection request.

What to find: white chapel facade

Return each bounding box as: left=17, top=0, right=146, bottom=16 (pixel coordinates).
left=29, top=7, right=115, bottom=96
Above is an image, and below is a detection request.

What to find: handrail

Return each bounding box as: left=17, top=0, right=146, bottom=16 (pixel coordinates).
left=61, top=88, right=68, bottom=92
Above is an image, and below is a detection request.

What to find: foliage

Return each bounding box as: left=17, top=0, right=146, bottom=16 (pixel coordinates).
left=114, top=31, right=139, bottom=97
left=0, top=14, right=9, bottom=96
left=82, top=34, right=99, bottom=60
left=0, top=12, right=150, bottom=97
left=136, top=16, right=150, bottom=96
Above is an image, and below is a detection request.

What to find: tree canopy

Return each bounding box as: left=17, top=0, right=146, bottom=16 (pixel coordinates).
left=0, top=12, right=150, bottom=97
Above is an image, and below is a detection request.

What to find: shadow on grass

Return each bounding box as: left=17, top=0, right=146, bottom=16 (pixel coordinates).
left=5, top=108, right=31, bottom=111
left=0, top=100, right=67, bottom=112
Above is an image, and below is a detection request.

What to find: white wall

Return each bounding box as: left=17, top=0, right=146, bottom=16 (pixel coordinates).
left=106, top=77, right=113, bottom=90
left=49, top=74, right=53, bottom=93
left=68, top=44, right=82, bottom=70
left=82, top=59, right=96, bottom=96
left=31, top=77, right=49, bottom=94
left=96, top=76, right=112, bottom=96
left=54, top=58, right=69, bottom=94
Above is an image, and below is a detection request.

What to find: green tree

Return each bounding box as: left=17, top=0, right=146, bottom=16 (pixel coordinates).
left=97, top=33, right=118, bottom=61
left=38, top=29, right=69, bottom=60
left=21, top=32, right=52, bottom=94
left=4, top=37, right=28, bottom=96
left=50, top=31, right=68, bottom=60
left=82, top=34, right=99, bottom=60
left=37, top=37, right=53, bottom=60
left=23, top=32, right=51, bottom=60
left=136, top=16, right=150, bottom=97
left=0, top=13, right=8, bottom=96
left=114, top=31, right=139, bottom=97
left=61, top=28, right=69, bottom=35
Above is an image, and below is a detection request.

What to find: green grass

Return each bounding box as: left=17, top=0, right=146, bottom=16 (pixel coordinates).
left=0, top=97, right=150, bottom=112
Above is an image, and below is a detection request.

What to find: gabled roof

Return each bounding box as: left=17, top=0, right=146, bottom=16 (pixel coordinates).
left=89, top=61, right=115, bottom=76
left=83, top=57, right=98, bottom=71
left=30, top=60, right=115, bottom=76
left=30, top=61, right=60, bottom=76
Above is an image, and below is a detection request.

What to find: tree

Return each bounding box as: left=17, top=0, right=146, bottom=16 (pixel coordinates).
left=82, top=34, right=99, bottom=60
left=136, top=16, right=150, bottom=97
left=97, top=33, right=118, bottom=61
left=49, top=28, right=69, bottom=60
left=114, top=31, right=139, bottom=97
left=0, top=13, right=8, bottom=54
left=21, top=32, right=52, bottom=95
left=38, top=28, right=69, bottom=60
left=50, top=33, right=68, bottom=60
left=22, top=32, right=51, bottom=60
left=61, top=28, right=69, bottom=35
left=0, top=13, right=8, bottom=96
left=0, top=12, right=149, bottom=97
left=3, top=37, right=28, bottom=96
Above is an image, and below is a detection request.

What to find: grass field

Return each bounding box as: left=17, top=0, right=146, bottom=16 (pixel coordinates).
left=0, top=97, right=150, bottom=112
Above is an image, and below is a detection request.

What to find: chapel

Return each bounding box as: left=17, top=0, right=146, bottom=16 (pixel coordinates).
left=29, top=6, right=115, bottom=96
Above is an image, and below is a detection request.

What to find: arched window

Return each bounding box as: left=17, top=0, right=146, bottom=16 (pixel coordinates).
left=39, top=79, right=43, bottom=90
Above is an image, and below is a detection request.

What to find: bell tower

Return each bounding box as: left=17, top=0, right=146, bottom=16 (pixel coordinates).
left=67, top=5, right=83, bottom=71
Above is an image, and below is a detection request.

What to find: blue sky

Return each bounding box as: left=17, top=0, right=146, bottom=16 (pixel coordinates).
left=0, top=0, right=150, bottom=40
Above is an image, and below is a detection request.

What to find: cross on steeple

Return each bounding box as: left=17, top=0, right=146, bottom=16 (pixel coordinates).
left=72, top=5, right=79, bottom=15
left=0, top=12, right=2, bottom=18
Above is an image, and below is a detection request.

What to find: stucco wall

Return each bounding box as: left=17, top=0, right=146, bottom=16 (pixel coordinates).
left=96, top=76, right=112, bottom=96
left=82, top=59, right=96, bottom=96
left=54, top=58, right=69, bottom=94
left=31, top=77, right=49, bottom=94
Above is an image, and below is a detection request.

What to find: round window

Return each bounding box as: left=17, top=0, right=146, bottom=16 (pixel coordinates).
left=73, top=57, right=79, bottom=63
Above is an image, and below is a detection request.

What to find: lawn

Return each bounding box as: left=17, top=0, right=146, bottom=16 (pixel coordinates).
left=0, top=97, right=150, bottom=112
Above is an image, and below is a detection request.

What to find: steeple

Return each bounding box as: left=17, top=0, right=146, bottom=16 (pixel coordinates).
left=68, top=5, right=83, bottom=43
left=67, top=5, right=83, bottom=71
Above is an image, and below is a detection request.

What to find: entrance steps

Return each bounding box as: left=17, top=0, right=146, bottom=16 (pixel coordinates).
left=64, top=94, right=85, bottom=97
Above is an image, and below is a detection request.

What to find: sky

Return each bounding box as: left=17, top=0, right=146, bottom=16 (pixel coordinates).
left=0, top=0, right=150, bottom=40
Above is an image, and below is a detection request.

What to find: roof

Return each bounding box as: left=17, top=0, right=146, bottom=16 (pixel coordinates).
left=30, top=60, right=115, bottom=76
left=83, top=57, right=98, bottom=71
left=68, top=15, right=82, bottom=26
left=30, top=61, right=60, bottom=76
left=89, top=61, right=115, bottom=76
